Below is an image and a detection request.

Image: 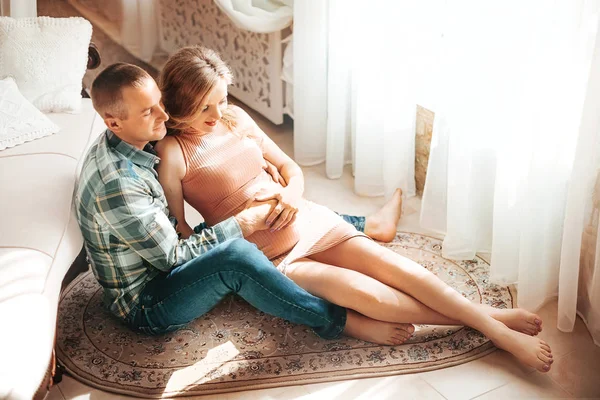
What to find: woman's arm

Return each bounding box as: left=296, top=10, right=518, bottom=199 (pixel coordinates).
left=155, top=137, right=195, bottom=238
left=232, top=105, right=304, bottom=230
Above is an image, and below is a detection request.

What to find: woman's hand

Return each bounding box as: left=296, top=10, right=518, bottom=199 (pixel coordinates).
left=177, top=222, right=195, bottom=239
left=254, top=188, right=299, bottom=231
left=262, top=159, right=287, bottom=186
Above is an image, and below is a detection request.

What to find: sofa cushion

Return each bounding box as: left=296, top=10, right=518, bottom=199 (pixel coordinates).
left=0, top=293, right=54, bottom=400
left=0, top=248, right=52, bottom=303
left=0, top=154, right=79, bottom=256
left=0, top=77, right=60, bottom=151
left=0, top=16, right=93, bottom=113
left=0, top=99, right=103, bottom=160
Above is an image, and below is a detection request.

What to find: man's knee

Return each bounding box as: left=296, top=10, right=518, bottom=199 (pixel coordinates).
left=218, top=239, right=271, bottom=274
left=219, top=238, right=257, bottom=255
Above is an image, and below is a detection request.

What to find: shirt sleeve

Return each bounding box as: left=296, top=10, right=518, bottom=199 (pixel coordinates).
left=95, top=177, right=243, bottom=271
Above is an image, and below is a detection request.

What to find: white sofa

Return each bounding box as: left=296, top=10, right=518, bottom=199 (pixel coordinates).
left=0, top=98, right=106, bottom=400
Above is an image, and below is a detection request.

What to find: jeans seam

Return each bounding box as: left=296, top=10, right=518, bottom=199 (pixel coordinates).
left=147, top=270, right=336, bottom=325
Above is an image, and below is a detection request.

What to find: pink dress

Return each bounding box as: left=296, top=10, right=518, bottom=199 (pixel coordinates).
left=173, top=126, right=366, bottom=271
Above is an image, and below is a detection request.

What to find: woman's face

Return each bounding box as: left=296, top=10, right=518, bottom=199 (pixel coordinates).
left=188, top=78, right=229, bottom=135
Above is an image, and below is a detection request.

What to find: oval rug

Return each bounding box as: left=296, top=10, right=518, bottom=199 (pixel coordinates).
left=56, top=232, right=514, bottom=398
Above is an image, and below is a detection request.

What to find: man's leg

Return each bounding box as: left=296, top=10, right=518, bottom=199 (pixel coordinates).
left=130, top=239, right=346, bottom=339
left=339, top=189, right=403, bottom=242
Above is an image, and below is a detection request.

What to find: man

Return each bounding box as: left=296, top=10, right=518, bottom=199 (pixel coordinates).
left=74, top=63, right=406, bottom=344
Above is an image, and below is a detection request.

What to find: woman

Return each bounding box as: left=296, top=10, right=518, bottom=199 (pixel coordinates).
left=155, top=46, right=553, bottom=372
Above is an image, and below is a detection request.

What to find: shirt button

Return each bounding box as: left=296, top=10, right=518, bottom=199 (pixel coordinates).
left=149, top=222, right=157, bottom=229
left=154, top=159, right=160, bottom=164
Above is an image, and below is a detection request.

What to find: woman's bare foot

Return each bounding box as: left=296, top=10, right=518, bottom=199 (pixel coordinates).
left=344, top=309, right=414, bottom=345
left=490, top=324, right=553, bottom=372
left=485, top=306, right=542, bottom=336
left=365, top=188, right=403, bottom=242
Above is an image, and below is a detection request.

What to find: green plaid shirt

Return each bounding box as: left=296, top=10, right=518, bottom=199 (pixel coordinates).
left=75, top=130, right=242, bottom=320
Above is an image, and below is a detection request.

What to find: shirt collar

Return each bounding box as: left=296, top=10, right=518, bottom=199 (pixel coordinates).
left=106, top=130, right=159, bottom=169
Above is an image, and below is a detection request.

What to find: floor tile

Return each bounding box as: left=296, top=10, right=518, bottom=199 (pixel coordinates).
left=46, top=385, right=66, bottom=400
left=474, top=370, right=572, bottom=399
left=183, top=391, right=235, bottom=400
left=547, top=345, right=600, bottom=398
left=419, top=350, right=534, bottom=400
left=536, top=301, right=595, bottom=359
left=57, top=375, right=104, bottom=399
left=303, top=375, right=444, bottom=400
left=227, top=385, right=310, bottom=400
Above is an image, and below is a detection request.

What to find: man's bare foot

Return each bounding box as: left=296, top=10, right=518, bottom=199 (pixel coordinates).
left=365, top=188, right=403, bottom=242
left=485, top=306, right=542, bottom=336
left=343, top=310, right=414, bottom=345
left=490, top=324, right=553, bottom=372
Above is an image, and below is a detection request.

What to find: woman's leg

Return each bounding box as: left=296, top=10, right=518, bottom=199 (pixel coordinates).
left=304, top=237, right=553, bottom=372
left=286, top=258, right=463, bottom=325
left=133, top=238, right=411, bottom=345
left=286, top=258, right=540, bottom=336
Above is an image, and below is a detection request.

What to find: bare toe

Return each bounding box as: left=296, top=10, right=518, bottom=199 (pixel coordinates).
left=399, top=324, right=415, bottom=334
left=389, top=337, right=406, bottom=345
left=538, top=353, right=553, bottom=365
left=525, top=329, right=537, bottom=336
left=540, top=341, right=551, bottom=351
left=540, top=363, right=551, bottom=372
left=541, top=349, right=552, bottom=358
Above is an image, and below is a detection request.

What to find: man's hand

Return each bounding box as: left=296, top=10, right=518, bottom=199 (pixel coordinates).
left=255, top=188, right=299, bottom=231
left=234, top=197, right=279, bottom=237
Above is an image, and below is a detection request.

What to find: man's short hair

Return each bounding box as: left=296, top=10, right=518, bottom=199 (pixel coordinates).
left=91, top=63, right=151, bottom=120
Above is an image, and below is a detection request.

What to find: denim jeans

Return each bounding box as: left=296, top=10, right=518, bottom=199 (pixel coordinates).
left=339, top=214, right=366, bottom=232
left=127, top=238, right=347, bottom=339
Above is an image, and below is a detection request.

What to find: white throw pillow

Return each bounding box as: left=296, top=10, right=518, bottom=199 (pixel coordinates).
left=0, top=77, right=60, bottom=151
left=0, top=16, right=92, bottom=113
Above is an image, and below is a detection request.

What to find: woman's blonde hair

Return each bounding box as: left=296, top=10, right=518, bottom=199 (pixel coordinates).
left=159, top=46, right=237, bottom=133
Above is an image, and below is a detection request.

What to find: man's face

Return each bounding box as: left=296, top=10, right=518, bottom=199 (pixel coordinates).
left=107, top=77, right=169, bottom=149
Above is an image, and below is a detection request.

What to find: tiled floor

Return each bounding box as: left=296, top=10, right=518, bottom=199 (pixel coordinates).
left=48, top=102, right=600, bottom=400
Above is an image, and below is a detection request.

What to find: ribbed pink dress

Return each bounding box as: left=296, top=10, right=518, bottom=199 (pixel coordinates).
left=173, top=125, right=366, bottom=271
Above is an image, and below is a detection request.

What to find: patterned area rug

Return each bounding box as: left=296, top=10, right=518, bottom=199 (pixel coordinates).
left=56, top=233, right=514, bottom=398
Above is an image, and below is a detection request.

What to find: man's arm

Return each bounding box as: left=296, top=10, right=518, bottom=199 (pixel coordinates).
left=95, top=177, right=243, bottom=271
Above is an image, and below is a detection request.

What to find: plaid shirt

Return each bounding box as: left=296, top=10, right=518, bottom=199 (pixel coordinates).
left=75, top=130, right=242, bottom=320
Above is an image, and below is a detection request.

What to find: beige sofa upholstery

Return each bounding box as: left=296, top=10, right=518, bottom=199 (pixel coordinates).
left=0, top=99, right=105, bottom=400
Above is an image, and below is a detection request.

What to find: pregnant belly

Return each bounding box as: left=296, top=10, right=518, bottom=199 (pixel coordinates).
left=200, top=173, right=301, bottom=259
left=246, top=220, right=301, bottom=260
left=243, top=179, right=301, bottom=260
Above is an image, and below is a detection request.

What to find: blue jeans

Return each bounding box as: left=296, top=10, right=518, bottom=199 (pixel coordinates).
left=127, top=239, right=347, bottom=339
left=339, top=214, right=366, bottom=232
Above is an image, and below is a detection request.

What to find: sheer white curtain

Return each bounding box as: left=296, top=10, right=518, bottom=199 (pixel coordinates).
left=419, top=0, right=600, bottom=344
left=120, top=0, right=159, bottom=62
left=559, top=20, right=600, bottom=345
left=294, top=0, right=600, bottom=344
left=66, top=0, right=159, bottom=62
left=293, top=0, right=420, bottom=198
